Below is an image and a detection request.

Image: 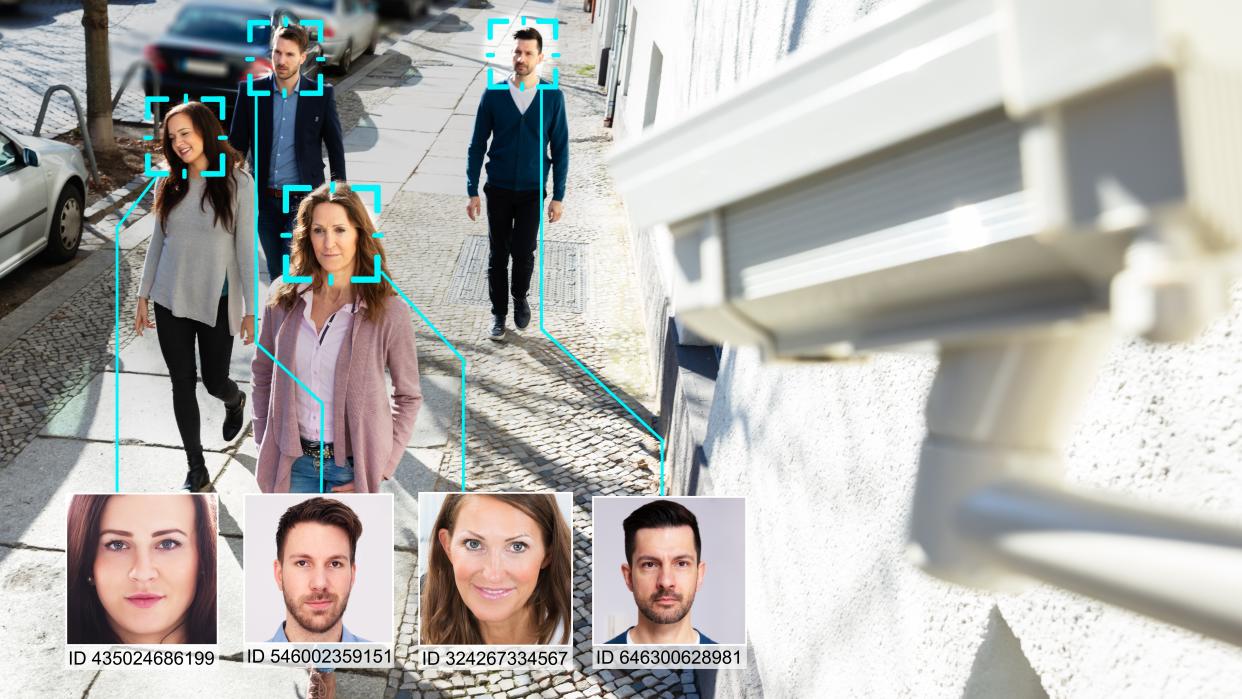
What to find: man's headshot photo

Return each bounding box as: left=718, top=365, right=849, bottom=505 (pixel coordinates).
left=244, top=494, right=393, bottom=645
left=592, top=497, right=745, bottom=646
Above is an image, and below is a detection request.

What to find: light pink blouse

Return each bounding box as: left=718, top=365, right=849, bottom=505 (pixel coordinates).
left=294, top=286, right=360, bottom=443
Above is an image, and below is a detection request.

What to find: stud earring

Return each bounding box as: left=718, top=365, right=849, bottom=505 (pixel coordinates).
left=87, top=576, right=94, bottom=585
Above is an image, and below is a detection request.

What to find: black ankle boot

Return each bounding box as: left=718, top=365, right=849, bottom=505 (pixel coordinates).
left=181, top=451, right=210, bottom=492
left=223, top=392, right=246, bottom=441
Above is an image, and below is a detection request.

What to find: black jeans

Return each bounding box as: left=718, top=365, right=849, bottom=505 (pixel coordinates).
left=257, top=193, right=298, bottom=281
left=154, top=297, right=242, bottom=457
left=484, top=183, right=542, bottom=317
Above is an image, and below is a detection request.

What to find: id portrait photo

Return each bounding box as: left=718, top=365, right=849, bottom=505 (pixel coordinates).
left=419, top=492, right=573, bottom=646
left=592, top=497, right=746, bottom=646
left=244, top=494, right=393, bottom=644
left=66, top=493, right=218, bottom=645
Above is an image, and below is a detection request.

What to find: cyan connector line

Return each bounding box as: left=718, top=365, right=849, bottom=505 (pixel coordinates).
left=536, top=88, right=666, bottom=495
left=250, top=95, right=330, bottom=492
left=382, top=272, right=469, bottom=492
left=114, top=178, right=160, bottom=491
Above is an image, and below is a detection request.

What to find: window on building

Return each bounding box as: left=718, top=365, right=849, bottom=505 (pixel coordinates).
left=622, top=7, right=638, bottom=96
left=643, top=43, right=663, bottom=129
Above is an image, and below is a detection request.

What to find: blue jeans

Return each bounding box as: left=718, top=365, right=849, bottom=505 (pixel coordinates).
left=257, top=195, right=297, bottom=281
left=289, top=454, right=355, bottom=493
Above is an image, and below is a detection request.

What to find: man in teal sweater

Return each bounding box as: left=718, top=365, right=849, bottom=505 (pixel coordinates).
left=466, top=27, right=570, bottom=341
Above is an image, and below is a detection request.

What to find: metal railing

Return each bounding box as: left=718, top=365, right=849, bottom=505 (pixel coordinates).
left=32, top=84, right=100, bottom=186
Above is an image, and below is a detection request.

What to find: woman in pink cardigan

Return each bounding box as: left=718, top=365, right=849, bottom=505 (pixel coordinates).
left=251, top=182, right=422, bottom=493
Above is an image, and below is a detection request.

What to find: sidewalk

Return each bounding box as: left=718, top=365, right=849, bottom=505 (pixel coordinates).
left=0, top=1, right=684, bottom=697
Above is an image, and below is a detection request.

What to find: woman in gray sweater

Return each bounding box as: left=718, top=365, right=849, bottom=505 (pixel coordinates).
left=134, top=101, right=256, bottom=492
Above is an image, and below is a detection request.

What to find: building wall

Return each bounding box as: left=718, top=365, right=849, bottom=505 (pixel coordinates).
left=598, top=0, right=1242, bottom=696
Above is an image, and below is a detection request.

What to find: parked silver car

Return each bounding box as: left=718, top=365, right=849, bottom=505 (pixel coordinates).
left=0, top=124, right=88, bottom=281
left=279, top=0, right=379, bottom=74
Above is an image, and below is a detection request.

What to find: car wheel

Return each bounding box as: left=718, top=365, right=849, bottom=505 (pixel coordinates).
left=365, top=31, right=377, bottom=56
left=338, top=43, right=353, bottom=75
left=41, top=183, right=84, bottom=264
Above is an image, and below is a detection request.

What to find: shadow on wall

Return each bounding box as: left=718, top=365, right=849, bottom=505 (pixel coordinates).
left=963, top=606, right=1049, bottom=699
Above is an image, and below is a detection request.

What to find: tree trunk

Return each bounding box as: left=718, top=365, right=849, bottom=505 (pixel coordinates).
left=82, top=0, right=118, bottom=156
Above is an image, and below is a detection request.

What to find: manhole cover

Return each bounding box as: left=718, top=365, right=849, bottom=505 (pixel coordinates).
left=447, top=235, right=588, bottom=313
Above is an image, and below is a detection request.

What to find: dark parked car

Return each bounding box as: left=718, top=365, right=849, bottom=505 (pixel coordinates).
left=143, top=1, right=324, bottom=124
left=377, top=0, right=429, bottom=20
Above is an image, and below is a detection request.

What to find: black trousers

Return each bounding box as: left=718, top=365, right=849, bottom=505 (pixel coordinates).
left=154, top=296, right=241, bottom=456
left=484, top=183, right=542, bottom=317
left=257, top=194, right=298, bottom=281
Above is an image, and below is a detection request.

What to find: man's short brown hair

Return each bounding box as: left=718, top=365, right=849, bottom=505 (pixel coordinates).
left=276, top=497, right=363, bottom=562
left=513, top=27, right=543, bottom=54
left=273, top=24, right=309, bottom=53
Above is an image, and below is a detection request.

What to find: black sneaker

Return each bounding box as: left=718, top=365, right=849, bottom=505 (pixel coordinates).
left=513, top=297, right=531, bottom=330
left=489, top=314, right=506, bottom=342
left=223, top=392, right=246, bottom=441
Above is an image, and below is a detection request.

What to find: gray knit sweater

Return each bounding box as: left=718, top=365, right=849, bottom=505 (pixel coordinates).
left=138, top=170, right=256, bottom=335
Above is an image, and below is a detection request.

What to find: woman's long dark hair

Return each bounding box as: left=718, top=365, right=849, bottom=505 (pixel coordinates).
left=153, top=101, right=245, bottom=234
left=67, top=494, right=218, bottom=645
left=421, top=494, right=572, bottom=645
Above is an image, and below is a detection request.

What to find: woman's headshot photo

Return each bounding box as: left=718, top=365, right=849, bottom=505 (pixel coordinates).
left=66, top=493, right=218, bottom=645
left=251, top=181, right=423, bottom=495
left=419, top=492, right=573, bottom=646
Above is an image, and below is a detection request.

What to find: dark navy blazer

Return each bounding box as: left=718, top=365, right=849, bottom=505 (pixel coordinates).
left=227, top=74, right=346, bottom=193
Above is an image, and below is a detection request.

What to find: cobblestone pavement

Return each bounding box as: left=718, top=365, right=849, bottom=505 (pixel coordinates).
left=1, top=1, right=689, bottom=696
left=375, top=81, right=670, bottom=699
left=0, top=201, right=149, bottom=467
left=0, top=0, right=182, bottom=135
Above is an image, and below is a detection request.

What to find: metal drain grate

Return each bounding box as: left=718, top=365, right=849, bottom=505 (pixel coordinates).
left=447, top=236, right=589, bottom=313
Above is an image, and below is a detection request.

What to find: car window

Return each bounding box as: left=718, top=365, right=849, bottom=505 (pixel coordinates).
left=300, top=0, right=336, bottom=10
left=169, top=6, right=272, bottom=46
left=0, top=133, right=19, bottom=176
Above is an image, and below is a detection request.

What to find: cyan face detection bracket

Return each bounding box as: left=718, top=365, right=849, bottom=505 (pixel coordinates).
left=485, top=16, right=561, bottom=91
left=609, top=0, right=1242, bottom=647
left=142, top=94, right=232, bottom=178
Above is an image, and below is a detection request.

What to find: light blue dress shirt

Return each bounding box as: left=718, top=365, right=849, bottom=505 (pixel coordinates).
left=269, top=80, right=301, bottom=188
left=268, top=621, right=368, bottom=644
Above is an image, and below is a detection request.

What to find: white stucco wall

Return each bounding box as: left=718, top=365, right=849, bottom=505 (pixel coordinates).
left=601, top=0, right=1242, bottom=695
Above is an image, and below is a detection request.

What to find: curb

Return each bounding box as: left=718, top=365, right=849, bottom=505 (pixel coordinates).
left=0, top=240, right=120, bottom=355
left=85, top=173, right=148, bottom=224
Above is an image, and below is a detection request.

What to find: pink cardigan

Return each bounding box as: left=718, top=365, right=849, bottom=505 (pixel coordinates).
left=251, top=284, right=423, bottom=493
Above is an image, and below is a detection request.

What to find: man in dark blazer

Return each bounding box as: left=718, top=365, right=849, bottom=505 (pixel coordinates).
left=229, top=24, right=346, bottom=281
